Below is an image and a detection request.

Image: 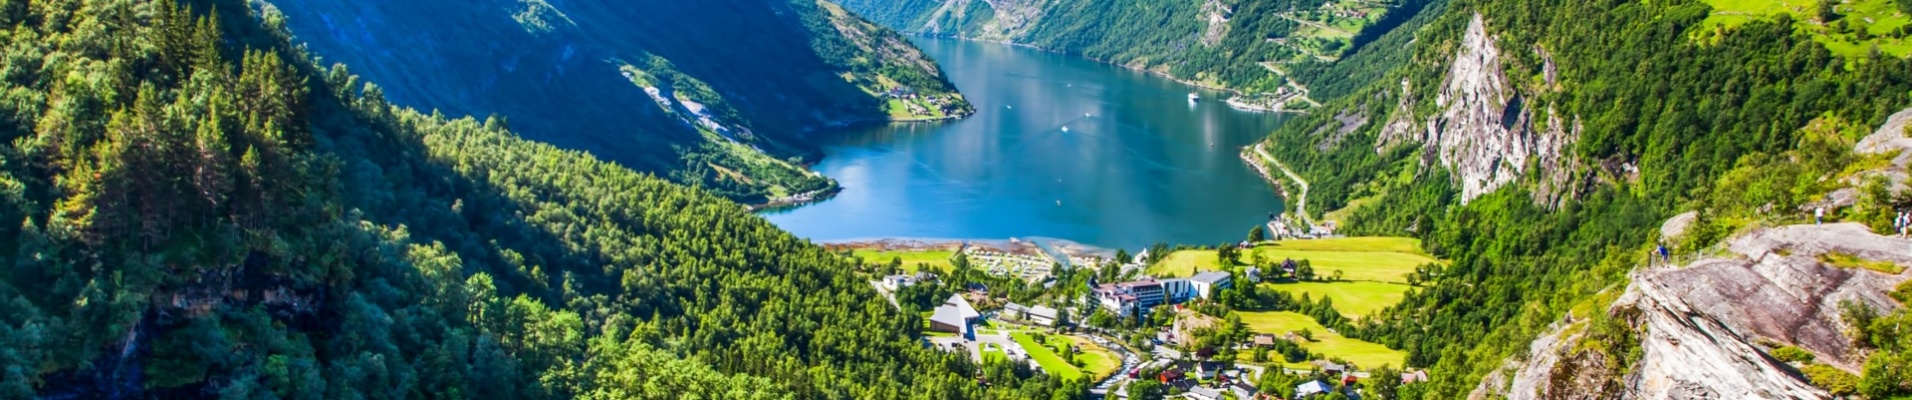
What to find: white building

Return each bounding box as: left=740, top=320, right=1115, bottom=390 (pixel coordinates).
left=1189, top=271, right=1233, bottom=299
left=881, top=274, right=918, bottom=290
left=1160, top=278, right=1194, bottom=303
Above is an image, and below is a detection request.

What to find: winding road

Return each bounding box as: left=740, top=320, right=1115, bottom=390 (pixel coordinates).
left=1252, top=143, right=1314, bottom=227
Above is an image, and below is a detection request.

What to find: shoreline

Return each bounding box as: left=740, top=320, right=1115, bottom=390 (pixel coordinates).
left=759, top=109, right=975, bottom=210
left=1243, top=143, right=1314, bottom=227
left=819, top=236, right=1118, bottom=261
left=909, top=33, right=1309, bottom=114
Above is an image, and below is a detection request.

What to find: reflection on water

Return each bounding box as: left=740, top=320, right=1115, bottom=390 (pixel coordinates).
left=763, top=39, right=1288, bottom=250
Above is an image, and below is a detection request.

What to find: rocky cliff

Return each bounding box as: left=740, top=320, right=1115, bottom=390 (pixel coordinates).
left=1474, top=222, right=1911, bottom=399
left=1414, top=13, right=1577, bottom=204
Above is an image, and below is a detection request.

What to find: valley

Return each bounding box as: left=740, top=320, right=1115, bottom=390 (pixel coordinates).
left=3, top=0, right=1912, bottom=399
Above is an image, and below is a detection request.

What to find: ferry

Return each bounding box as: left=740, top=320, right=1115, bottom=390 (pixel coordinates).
left=1188, top=92, right=1201, bottom=103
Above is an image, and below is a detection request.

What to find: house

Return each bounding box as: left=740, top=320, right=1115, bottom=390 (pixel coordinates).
left=1401, top=370, right=1429, bottom=384
left=1227, top=383, right=1257, bottom=400
left=1219, top=369, right=1242, bottom=384
left=1311, top=360, right=1347, bottom=376
left=1244, top=266, right=1262, bottom=283
left=1253, top=334, right=1277, bottom=347
left=881, top=274, right=918, bottom=290
left=1187, top=387, right=1224, bottom=400
left=1196, top=361, right=1225, bottom=380
left=1159, top=368, right=1187, bottom=383
left=1296, top=380, right=1332, bottom=398
left=1189, top=271, right=1233, bottom=299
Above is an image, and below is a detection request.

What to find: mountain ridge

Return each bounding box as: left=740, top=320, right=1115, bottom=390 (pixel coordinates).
left=266, top=0, right=973, bottom=205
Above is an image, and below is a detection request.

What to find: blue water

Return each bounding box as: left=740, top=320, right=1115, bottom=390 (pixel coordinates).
left=763, top=39, right=1288, bottom=250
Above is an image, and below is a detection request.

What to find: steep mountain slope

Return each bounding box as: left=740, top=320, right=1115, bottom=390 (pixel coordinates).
left=0, top=1, right=1071, bottom=398
left=1237, top=0, right=1912, bottom=398
left=263, top=0, right=972, bottom=205
left=837, top=0, right=1437, bottom=108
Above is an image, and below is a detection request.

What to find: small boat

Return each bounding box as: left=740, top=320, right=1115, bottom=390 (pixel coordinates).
left=1061, top=126, right=1070, bottom=132
left=1188, top=92, right=1201, bottom=102
left=1006, top=105, right=1013, bottom=109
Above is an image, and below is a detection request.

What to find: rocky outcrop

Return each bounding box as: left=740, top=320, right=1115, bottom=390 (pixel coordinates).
left=1201, top=0, right=1233, bottom=47
left=1475, top=222, right=1911, bottom=399
left=1409, top=14, right=1578, bottom=204
left=1853, top=108, right=1912, bottom=194
left=1377, top=78, right=1419, bottom=152
left=918, top=0, right=1049, bottom=40
left=1620, top=269, right=1832, bottom=400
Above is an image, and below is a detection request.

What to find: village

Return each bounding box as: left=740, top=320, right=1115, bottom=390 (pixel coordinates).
left=853, top=232, right=1442, bottom=400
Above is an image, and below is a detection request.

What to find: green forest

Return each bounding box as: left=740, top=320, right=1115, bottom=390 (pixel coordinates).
left=260, top=0, right=971, bottom=206
left=1255, top=0, right=1912, bottom=397
left=837, top=0, right=1440, bottom=95
left=0, top=0, right=1072, bottom=398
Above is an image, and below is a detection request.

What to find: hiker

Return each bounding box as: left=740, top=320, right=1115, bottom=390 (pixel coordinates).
left=1898, top=211, right=1910, bottom=238
left=1658, top=245, right=1670, bottom=265
left=1815, top=207, right=1825, bottom=225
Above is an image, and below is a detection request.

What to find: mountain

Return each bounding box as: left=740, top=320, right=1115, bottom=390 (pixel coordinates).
left=835, top=0, right=1438, bottom=109
left=261, top=0, right=973, bottom=205
left=0, top=1, right=1074, bottom=398
left=1238, top=0, right=1912, bottom=398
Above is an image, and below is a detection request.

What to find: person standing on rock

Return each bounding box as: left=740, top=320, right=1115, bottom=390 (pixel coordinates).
left=1898, top=211, right=1909, bottom=238
left=1815, top=206, right=1825, bottom=225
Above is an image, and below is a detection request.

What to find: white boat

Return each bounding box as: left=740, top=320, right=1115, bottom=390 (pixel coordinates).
left=1188, top=92, right=1201, bottom=102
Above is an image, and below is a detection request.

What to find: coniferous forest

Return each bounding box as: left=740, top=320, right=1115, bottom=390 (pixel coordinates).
left=0, top=1, right=1083, bottom=398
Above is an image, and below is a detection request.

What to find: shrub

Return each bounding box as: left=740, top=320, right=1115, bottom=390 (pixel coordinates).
left=1769, top=346, right=1815, bottom=363
left=1802, top=364, right=1860, bottom=396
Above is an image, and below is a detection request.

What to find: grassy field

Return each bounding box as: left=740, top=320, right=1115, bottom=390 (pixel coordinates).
left=1262, top=281, right=1413, bottom=317
left=1236, top=311, right=1406, bottom=369
left=1700, top=0, right=1912, bottom=57
left=851, top=249, right=957, bottom=273
left=1062, top=336, right=1121, bottom=379
left=1259, top=237, right=1426, bottom=254
left=1010, top=332, right=1084, bottom=380
left=1150, top=237, right=1436, bottom=284
left=982, top=344, right=1008, bottom=364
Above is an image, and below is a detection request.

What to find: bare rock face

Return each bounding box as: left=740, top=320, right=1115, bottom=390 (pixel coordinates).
left=1661, top=211, right=1699, bottom=242
left=1693, top=224, right=1911, bottom=369
left=1420, top=14, right=1576, bottom=203
left=1853, top=108, right=1912, bottom=194
left=1621, top=272, right=1832, bottom=400
left=1475, top=223, right=1910, bottom=399
left=1469, top=319, right=1608, bottom=400
left=1377, top=78, right=1419, bottom=152
left=920, top=0, right=1048, bottom=40
left=1200, top=0, right=1233, bottom=47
